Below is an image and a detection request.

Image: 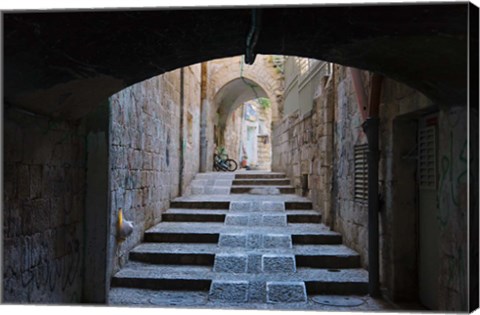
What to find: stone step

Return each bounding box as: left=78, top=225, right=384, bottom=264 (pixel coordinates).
left=287, top=212, right=321, bottom=223
left=170, top=201, right=230, bottom=209
left=221, top=213, right=321, bottom=227
left=129, top=243, right=360, bottom=268
left=130, top=243, right=215, bottom=265
left=111, top=171, right=370, bottom=306
left=195, top=173, right=235, bottom=180
left=166, top=208, right=229, bottom=214
left=144, top=231, right=220, bottom=243
left=305, top=280, right=368, bottom=295
left=164, top=208, right=320, bottom=224
left=230, top=186, right=295, bottom=194
left=232, top=179, right=291, bottom=186
left=229, top=200, right=285, bottom=211
left=209, top=280, right=307, bottom=303
left=111, top=263, right=212, bottom=291
left=191, top=179, right=233, bottom=186
left=285, top=201, right=313, bottom=210
left=296, top=255, right=360, bottom=269
left=219, top=233, right=293, bottom=248
left=111, top=262, right=368, bottom=295
left=162, top=212, right=226, bottom=223
left=292, top=233, right=343, bottom=245
left=191, top=186, right=231, bottom=195
left=145, top=221, right=337, bottom=238
left=225, top=213, right=288, bottom=227
left=235, top=173, right=286, bottom=179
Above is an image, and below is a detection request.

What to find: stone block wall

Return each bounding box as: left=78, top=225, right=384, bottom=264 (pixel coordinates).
left=3, top=108, right=86, bottom=303
left=272, top=75, right=333, bottom=219
left=108, top=66, right=201, bottom=273
left=223, top=101, right=273, bottom=169
left=273, top=63, right=469, bottom=310
left=181, top=64, right=202, bottom=192
left=223, top=105, right=243, bottom=161
left=331, top=66, right=370, bottom=268
left=435, top=107, right=469, bottom=310
left=207, top=55, right=284, bottom=170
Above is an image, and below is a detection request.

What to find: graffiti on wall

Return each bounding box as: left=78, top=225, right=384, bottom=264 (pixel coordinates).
left=436, top=108, right=468, bottom=310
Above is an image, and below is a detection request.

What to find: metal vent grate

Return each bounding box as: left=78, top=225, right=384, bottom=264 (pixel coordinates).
left=354, top=144, right=369, bottom=201
left=418, top=126, right=436, bottom=189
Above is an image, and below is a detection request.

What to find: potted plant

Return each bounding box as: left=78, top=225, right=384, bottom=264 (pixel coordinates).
left=241, top=155, right=248, bottom=168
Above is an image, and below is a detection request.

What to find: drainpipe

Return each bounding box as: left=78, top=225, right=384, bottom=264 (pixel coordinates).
left=362, top=116, right=380, bottom=297
left=350, top=68, right=368, bottom=121
left=179, top=68, right=185, bottom=196
left=352, top=68, right=384, bottom=298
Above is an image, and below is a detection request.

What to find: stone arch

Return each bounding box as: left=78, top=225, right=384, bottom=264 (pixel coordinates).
left=4, top=4, right=469, bottom=120
left=208, top=55, right=284, bottom=124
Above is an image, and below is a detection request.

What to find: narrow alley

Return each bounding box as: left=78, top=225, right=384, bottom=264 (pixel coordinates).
left=2, top=3, right=478, bottom=313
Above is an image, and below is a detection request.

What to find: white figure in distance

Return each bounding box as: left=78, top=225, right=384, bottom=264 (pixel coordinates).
left=117, top=208, right=133, bottom=242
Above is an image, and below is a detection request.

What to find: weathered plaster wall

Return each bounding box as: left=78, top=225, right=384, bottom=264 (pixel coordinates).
left=3, top=108, right=86, bottom=303
left=108, top=67, right=201, bottom=274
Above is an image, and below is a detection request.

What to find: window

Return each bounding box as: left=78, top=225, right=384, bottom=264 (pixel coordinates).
left=258, top=119, right=268, bottom=136
left=354, top=144, right=369, bottom=201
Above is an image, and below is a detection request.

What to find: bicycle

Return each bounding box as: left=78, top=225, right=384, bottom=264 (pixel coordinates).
left=213, top=153, right=238, bottom=172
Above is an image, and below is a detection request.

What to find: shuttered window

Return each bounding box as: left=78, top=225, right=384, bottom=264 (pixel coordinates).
left=354, top=144, right=369, bottom=201
left=418, top=126, right=436, bottom=189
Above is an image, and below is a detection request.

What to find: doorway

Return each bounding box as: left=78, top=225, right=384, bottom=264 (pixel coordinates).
left=417, top=113, right=440, bottom=310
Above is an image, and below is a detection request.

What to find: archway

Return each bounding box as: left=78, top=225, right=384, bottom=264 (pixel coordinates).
left=4, top=4, right=469, bottom=122
left=2, top=3, right=474, bottom=307
left=216, top=79, right=274, bottom=167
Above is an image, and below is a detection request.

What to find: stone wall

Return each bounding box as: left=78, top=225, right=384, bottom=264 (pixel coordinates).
left=207, top=55, right=284, bottom=170
left=330, top=66, right=370, bottom=268
left=255, top=103, right=273, bottom=170
left=435, top=107, right=468, bottom=310
left=271, top=74, right=333, bottom=218
left=108, top=66, right=201, bottom=274
left=329, top=66, right=468, bottom=310
left=223, top=105, right=244, bottom=162
left=181, top=64, right=202, bottom=191
left=223, top=100, right=273, bottom=169
left=3, top=108, right=86, bottom=303
left=272, top=63, right=469, bottom=310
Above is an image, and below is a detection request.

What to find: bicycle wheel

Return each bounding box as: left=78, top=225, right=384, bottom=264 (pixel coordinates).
left=225, top=159, right=238, bottom=172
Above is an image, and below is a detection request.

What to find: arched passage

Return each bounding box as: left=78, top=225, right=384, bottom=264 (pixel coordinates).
left=4, top=4, right=469, bottom=121
left=213, top=77, right=273, bottom=169
left=2, top=3, right=476, bottom=309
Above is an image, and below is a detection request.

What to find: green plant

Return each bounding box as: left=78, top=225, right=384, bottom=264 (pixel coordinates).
left=258, top=97, right=271, bottom=110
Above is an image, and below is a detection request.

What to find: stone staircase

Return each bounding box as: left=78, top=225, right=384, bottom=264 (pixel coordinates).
left=231, top=172, right=296, bottom=194
left=255, top=139, right=271, bottom=170
left=109, top=171, right=371, bottom=308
